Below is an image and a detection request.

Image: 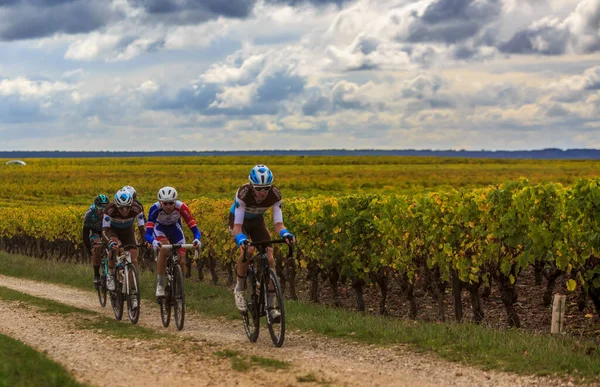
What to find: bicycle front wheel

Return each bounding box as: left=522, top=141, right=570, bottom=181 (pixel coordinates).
left=172, top=264, right=185, bottom=331
left=111, top=270, right=124, bottom=321
left=126, top=265, right=141, bottom=324
left=242, top=273, right=260, bottom=343
left=159, top=281, right=172, bottom=328
left=265, top=268, right=286, bottom=347
left=97, top=263, right=107, bottom=308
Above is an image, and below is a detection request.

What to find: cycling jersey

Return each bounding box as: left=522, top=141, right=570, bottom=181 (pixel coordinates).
left=229, top=183, right=283, bottom=225
left=102, top=202, right=145, bottom=230
left=83, top=204, right=103, bottom=232
left=145, top=200, right=201, bottom=243
left=83, top=204, right=104, bottom=251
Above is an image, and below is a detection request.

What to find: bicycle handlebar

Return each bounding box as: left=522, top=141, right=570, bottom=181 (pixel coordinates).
left=160, top=244, right=198, bottom=250
left=242, top=238, right=294, bottom=263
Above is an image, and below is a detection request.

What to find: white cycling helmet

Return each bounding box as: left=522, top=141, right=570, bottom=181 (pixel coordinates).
left=158, top=186, right=178, bottom=201
left=249, top=165, right=274, bottom=186
left=114, top=189, right=133, bottom=207
left=122, top=185, right=137, bottom=200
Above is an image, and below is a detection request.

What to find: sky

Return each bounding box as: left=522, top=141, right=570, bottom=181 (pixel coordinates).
left=0, top=0, right=599, bottom=151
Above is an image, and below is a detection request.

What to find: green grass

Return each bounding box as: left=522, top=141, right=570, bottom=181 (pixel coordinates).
left=214, top=349, right=289, bottom=372
left=1, top=252, right=599, bottom=382
left=0, top=333, right=87, bottom=387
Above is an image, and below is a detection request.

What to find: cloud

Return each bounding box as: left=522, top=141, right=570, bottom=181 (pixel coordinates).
left=148, top=46, right=307, bottom=116
left=130, top=0, right=256, bottom=24
left=0, top=0, right=118, bottom=41
left=499, top=0, right=600, bottom=55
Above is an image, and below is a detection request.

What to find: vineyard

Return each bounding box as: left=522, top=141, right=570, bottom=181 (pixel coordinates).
left=2, top=155, right=600, bottom=332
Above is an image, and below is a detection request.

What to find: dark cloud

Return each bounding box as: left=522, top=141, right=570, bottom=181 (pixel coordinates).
left=0, top=0, right=117, bottom=41
left=265, top=0, right=352, bottom=6
left=499, top=24, right=569, bottom=55
left=405, top=0, right=502, bottom=44
left=131, top=0, right=256, bottom=24
left=256, top=70, right=305, bottom=102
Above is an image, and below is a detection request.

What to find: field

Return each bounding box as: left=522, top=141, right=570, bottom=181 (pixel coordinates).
left=2, top=156, right=600, bottom=206
left=1, top=155, right=600, bottom=385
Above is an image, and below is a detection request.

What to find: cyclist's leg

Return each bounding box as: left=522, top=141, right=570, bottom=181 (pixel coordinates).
left=90, top=233, right=102, bottom=283
left=167, top=223, right=187, bottom=278
left=249, top=217, right=278, bottom=311
left=153, top=226, right=170, bottom=296
left=118, top=228, right=139, bottom=267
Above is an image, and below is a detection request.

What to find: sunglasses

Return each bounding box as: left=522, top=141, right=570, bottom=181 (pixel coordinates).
left=161, top=201, right=175, bottom=206
left=253, top=185, right=271, bottom=192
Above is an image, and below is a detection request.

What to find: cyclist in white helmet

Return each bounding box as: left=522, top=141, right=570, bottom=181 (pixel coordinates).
left=122, top=185, right=146, bottom=221
left=102, top=189, right=145, bottom=295
left=229, top=165, right=295, bottom=320
left=145, top=186, right=202, bottom=297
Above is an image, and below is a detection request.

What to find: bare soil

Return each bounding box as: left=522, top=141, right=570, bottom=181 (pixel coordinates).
left=0, top=274, right=572, bottom=387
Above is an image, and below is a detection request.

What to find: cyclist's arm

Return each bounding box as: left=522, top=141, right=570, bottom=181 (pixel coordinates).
left=135, top=211, right=145, bottom=243
left=232, top=197, right=247, bottom=245
left=144, top=205, right=159, bottom=243
left=180, top=203, right=201, bottom=240
left=82, top=226, right=91, bottom=251
left=101, top=215, right=116, bottom=242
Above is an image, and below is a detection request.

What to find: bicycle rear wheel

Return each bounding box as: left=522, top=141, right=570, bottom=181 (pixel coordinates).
left=96, top=263, right=107, bottom=308
left=242, top=273, right=260, bottom=342
left=126, top=264, right=141, bottom=324
left=265, top=268, right=286, bottom=347
left=172, top=264, right=185, bottom=331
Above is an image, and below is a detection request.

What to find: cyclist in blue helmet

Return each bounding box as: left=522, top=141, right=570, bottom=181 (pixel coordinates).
left=228, top=165, right=295, bottom=320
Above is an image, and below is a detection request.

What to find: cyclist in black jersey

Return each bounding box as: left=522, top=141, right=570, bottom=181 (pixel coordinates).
left=83, top=194, right=110, bottom=286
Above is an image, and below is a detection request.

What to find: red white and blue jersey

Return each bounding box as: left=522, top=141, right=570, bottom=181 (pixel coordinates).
left=145, top=200, right=201, bottom=243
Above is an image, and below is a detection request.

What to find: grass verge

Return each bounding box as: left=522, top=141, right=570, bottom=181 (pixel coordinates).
left=0, top=332, right=86, bottom=387
left=1, top=252, right=599, bottom=382
left=214, top=349, right=289, bottom=372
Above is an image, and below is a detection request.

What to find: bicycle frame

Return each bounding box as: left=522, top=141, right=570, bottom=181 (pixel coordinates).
left=157, top=243, right=199, bottom=331
left=241, top=238, right=293, bottom=347
left=107, top=243, right=141, bottom=323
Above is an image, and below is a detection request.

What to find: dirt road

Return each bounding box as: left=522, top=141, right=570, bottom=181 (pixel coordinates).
left=0, top=274, right=563, bottom=386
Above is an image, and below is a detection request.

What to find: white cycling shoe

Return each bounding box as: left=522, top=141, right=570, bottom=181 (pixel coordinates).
left=234, top=290, right=247, bottom=312
left=156, top=283, right=166, bottom=298
left=106, top=275, right=116, bottom=291
left=269, top=309, right=281, bottom=322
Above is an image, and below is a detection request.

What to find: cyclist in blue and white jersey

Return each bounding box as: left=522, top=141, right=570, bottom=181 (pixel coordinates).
left=229, top=165, right=295, bottom=318
left=102, top=189, right=145, bottom=292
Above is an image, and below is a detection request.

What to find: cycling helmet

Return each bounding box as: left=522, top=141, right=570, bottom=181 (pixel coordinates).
left=122, top=185, right=137, bottom=200
left=94, top=194, right=110, bottom=208
left=249, top=165, right=274, bottom=186
left=114, top=189, right=133, bottom=207
left=157, top=186, right=178, bottom=201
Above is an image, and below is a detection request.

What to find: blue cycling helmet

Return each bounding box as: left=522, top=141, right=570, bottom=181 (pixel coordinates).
left=114, top=189, right=133, bottom=207
left=94, top=194, right=110, bottom=208
left=249, top=165, right=274, bottom=186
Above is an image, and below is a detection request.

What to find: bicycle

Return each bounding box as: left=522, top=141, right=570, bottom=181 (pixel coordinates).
left=108, top=244, right=141, bottom=324
left=93, top=241, right=109, bottom=308
left=241, top=239, right=293, bottom=347
left=157, top=243, right=199, bottom=331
